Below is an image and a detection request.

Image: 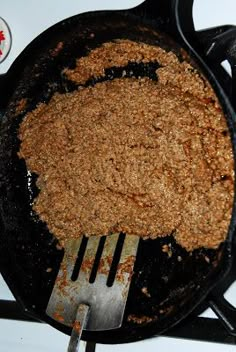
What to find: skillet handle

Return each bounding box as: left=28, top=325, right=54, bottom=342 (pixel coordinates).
left=128, top=0, right=195, bottom=39
left=208, top=293, right=236, bottom=336
left=196, top=25, right=236, bottom=111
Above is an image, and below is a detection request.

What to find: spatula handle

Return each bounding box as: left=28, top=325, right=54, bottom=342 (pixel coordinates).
left=68, top=304, right=90, bottom=352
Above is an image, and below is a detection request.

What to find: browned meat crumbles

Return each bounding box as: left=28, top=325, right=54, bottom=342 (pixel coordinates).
left=18, top=40, right=234, bottom=251
left=64, top=39, right=211, bottom=101
left=63, top=39, right=181, bottom=84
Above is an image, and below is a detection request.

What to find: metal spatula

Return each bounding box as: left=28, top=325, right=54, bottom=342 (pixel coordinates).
left=46, top=233, right=139, bottom=351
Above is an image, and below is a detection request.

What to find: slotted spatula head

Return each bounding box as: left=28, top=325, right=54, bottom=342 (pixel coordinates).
left=46, top=233, right=139, bottom=331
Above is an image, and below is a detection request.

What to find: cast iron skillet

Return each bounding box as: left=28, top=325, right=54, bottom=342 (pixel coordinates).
left=0, top=0, right=236, bottom=344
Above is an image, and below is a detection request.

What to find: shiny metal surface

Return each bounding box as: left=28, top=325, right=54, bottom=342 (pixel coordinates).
left=46, top=234, right=139, bottom=331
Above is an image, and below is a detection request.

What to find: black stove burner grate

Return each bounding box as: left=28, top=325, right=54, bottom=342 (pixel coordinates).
left=0, top=297, right=236, bottom=345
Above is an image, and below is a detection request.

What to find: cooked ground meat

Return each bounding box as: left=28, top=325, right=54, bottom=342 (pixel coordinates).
left=64, top=39, right=210, bottom=101
left=18, top=40, right=234, bottom=251
left=63, top=39, right=181, bottom=85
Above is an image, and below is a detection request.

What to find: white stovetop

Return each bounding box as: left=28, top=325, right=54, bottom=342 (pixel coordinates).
left=0, top=0, right=236, bottom=351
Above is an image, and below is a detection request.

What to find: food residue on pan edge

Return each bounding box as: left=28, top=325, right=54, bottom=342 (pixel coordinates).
left=18, top=39, right=234, bottom=252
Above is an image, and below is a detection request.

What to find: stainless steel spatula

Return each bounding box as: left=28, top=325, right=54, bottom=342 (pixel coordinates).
left=46, top=233, right=139, bottom=351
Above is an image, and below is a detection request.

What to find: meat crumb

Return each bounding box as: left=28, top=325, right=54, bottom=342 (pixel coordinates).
left=127, top=314, right=155, bottom=324
left=141, top=287, right=151, bottom=298
left=162, top=244, right=173, bottom=257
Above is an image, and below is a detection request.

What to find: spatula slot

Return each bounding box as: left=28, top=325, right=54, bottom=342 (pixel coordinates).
left=71, top=236, right=88, bottom=281
left=106, top=233, right=125, bottom=287
left=89, top=236, right=106, bottom=283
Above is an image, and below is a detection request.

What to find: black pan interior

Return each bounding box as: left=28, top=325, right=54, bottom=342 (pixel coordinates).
left=0, top=11, right=235, bottom=344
